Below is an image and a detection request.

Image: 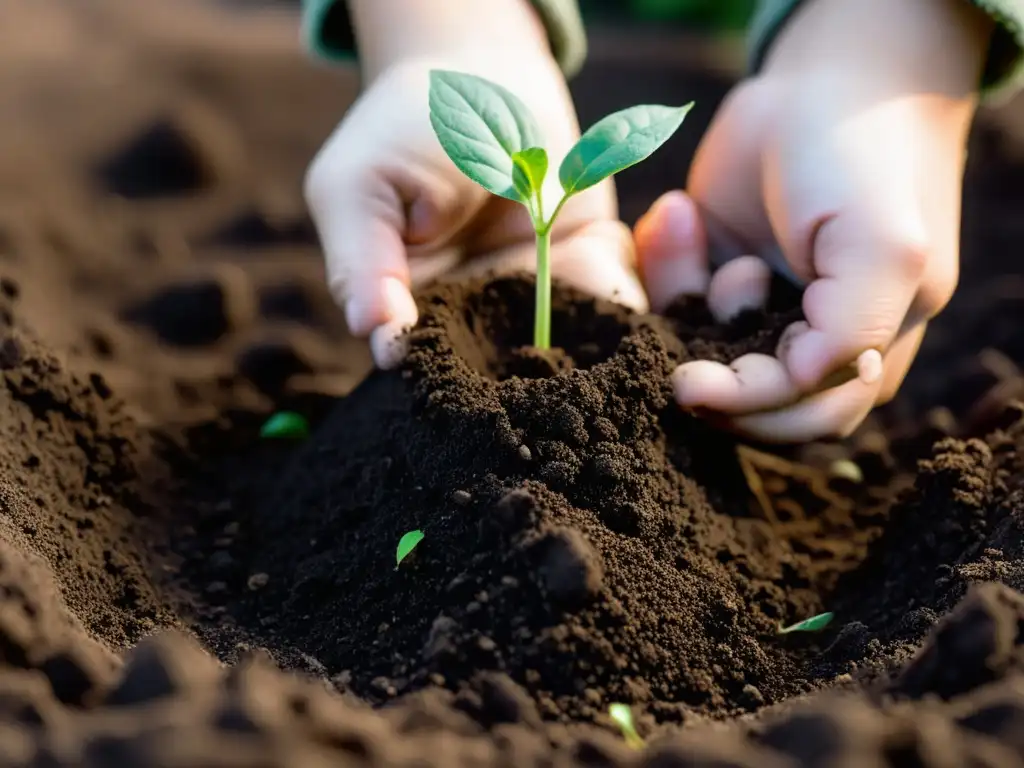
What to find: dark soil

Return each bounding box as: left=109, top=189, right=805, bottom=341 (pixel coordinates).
left=193, top=275, right=831, bottom=726
left=5, top=1, right=1024, bottom=766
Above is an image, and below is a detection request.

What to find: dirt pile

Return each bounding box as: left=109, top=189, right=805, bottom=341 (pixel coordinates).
left=198, top=276, right=847, bottom=725
left=3, top=272, right=1024, bottom=765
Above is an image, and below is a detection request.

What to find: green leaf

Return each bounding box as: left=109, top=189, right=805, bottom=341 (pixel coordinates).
left=558, top=103, right=693, bottom=195
left=778, top=611, right=834, bottom=634
left=511, top=147, right=548, bottom=202
left=395, top=529, right=425, bottom=569
left=608, top=703, right=644, bottom=749
left=428, top=70, right=543, bottom=202
left=259, top=411, right=309, bottom=439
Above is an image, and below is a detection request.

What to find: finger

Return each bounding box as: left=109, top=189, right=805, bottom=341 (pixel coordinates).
left=553, top=220, right=648, bottom=312
left=635, top=190, right=711, bottom=312
left=782, top=213, right=928, bottom=391
left=304, top=162, right=418, bottom=339
left=370, top=307, right=414, bottom=370
left=706, top=255, right=772, bottom=323
left=775, top=321, right=882, bottom=389
left=671, top=347, right=875, bottom=417
left=723, top=374, right=881, bottom=443
left=672, top=353, right=800, bottom=414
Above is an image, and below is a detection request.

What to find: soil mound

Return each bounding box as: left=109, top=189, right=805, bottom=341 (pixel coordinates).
left=217, top=276, right=838, bottom=723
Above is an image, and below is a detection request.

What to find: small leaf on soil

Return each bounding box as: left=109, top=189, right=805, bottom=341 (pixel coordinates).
left=259, top=411, right=309, bottom=439
left=829, top=459, right=863, bottom=484
left=778, top=611, right=835, bottom=634
left=395, top=529, right=425, bottom=569
left=608, top=703, right=644, bottom=749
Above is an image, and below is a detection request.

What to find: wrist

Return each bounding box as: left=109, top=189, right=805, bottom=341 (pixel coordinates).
left=349, top=0, right=555, bottom=82
left=763, top=0, right=993, bottom=98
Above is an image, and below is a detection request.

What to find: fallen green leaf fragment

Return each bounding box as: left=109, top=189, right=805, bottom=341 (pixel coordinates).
left=828, top=459, right=863, bottom=484
left=395, top=530, right=425, bottom=569
left=608, top=703, right=644, bottom=749
left=259, top=411, right=309, bottom=439
left=778, top=611, right=834, bottom=634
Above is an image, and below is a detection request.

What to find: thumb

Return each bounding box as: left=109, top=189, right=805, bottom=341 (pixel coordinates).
left=304, top=161, right=419, bottom=369
left=634, top=190, right=710, bottom=312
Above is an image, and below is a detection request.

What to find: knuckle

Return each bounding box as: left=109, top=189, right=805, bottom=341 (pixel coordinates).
left=893, top=241, right=930, bottom=282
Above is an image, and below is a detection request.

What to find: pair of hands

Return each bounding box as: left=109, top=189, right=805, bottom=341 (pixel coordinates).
left=305, top=0, right=991, bottom=443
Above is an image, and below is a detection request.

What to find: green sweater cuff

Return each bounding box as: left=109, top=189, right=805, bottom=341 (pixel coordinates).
left=300, top=0, right=587, bottom=79
left=747, top=0, right=1024, bottom=99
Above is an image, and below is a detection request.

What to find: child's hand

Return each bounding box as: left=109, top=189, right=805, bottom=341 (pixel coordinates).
left=634, top=0, right=993, bottom=442
left=305, top=49, right=643, bottom=368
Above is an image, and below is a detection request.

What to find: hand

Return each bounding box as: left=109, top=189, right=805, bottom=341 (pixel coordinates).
left=634, top=0, right=993, bottom=442
left=305, top=22, right=643, bottom=368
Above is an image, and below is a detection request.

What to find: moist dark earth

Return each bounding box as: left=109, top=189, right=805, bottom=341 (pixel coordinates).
left=5, top=1, right=1024, bottom=765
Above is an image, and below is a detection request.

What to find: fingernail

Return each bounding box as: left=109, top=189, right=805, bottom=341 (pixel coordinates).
left=775, top=321, right=810, bottom=361
left=371, top=320, right=410, bottom=370
left=367, top=278, right=418, bottom=369
left=656, top=191, right=695, bottom=246
left=640, top=192, right=709, bottom=309
left=380, top=276, right=418, bottom=326
left=345, top=276, right=416, bottom=337
left=857, top=349, right=883, bottom=385
left=707, top=255, right=770, bottom=323
left=671, top=365, right=700, bottom=407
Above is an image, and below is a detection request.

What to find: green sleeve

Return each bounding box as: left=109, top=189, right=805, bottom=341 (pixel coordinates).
left=300, top=0, right=588, bottom=78
left=748, top=0, right=1024, bottom=98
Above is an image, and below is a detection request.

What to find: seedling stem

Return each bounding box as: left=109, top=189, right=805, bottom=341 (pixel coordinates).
left=534, top=226, right=551, bottom=348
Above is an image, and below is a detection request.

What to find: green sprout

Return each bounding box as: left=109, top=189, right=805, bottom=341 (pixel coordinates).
left=428, top=70, right=692, bottom=349
left=608, top=703, right=645, bottom=749
left=395, top=529, right=425, bottom=570
left=259, top=411, right=309, bottom=439
left=778, top=611, right=835, bottom=635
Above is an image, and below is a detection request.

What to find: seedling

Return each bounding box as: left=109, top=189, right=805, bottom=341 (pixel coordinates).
left=778, top=611, right=834, bottom=634
left=395, top=529, right=425, bottom=569
left=608, top=703, right=645, bottom=749
left=259, top=411, right=309, bottom=439
left=428, top=70, right=692, bottom=349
